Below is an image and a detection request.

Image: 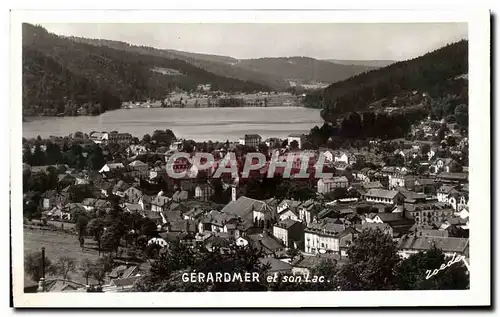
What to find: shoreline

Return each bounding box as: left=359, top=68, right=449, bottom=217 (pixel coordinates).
left=24, top=105, right=307, bottom=119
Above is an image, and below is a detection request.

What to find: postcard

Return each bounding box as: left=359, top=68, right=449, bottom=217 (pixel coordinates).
left=10, top=8, right=491, bottom=308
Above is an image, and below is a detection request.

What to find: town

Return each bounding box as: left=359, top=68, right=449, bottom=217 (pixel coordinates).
left=22, top=113, right=470, bottom=293
left=121, top=88, right=304, bottom=110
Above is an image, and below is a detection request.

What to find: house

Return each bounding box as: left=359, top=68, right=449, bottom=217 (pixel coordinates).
left=304, top=219, right=345, bottom=254
left=183, top=207, right=206, bottom=221
left=195, top=184, right=214, bottom=201
left=363, top=189, right=405, bottom=205
left=81, top=198, right=98, bottom=211
left=239, top=134, right=262, bottom=148
left=45, top=280, right=81, bottom=292
left=89, top=131, right=109, bottom=144
left=404, top=201, right=454, bottom=226
left=94, top=199, right=111, bottom=210
left=272, top=219, right=304, bottom=248
left=57, top=174, right=77, bottom=187
left=430, top=158, right=462, bottom=174
left=123, top=186, right=143, bottom=203
left=98, top=181, right=114, bottom=197
left=247, top=232, right=286, bottom=256
left=112, top=180, right=131, bottom=197
left=40, top=190, right=69, bottom=210
left=172, top=190, right=191, bottom=202
left=151, top=194, right=171, bottom=212
left=109, top=265, right=128, bottom=279
left=291, top=254, right=347, bottom=276
left=170, top=139, right=184, bottom=151
left=298, top=199, right=321, bottom=224
left=337, top=226, right=361, bottom=258
left=317, top=176, right=349, bottom=194
left=360, top=222, right=394, bottom=238
left=364, top=212, right=415, bottom=239
left=276, top=199, right=301, bottom=222
left=287, top=134, right=307, bottom=149
left=127, top=145, right=148, bottom=156
left=199, top=210, right=237, bottom=234
left=42, top=206, right=72, bottom=221
left=167, top=218, right=198, bottom=233
left=259, top=257, right=293, bottom=275
left=99, top=163, right=125, bottom=174
left=397, top=236, right=469, bottom=259
left=108, top=132, right=133, bottom=145
left=61, top=203, right=87, bottom=220
left=389, top=174, right=416, bottom=190
left=104, top=276, right=141, bottom=292
left=396, top=149, right=419, bottom=163
left=262, top=137, right=279, bottom=149
left=123, top=203, right=143, bottom=214
left=414, top=178, right=440, bottom=196
left=437, top=184, right=461, bottom=205
left=128, top=160, right=149, bottom=177
left=221, top=196, right=275, bottom=229
left=333, top=152, right=348, bottom=164
left=436, top=172, right=469, bottom=185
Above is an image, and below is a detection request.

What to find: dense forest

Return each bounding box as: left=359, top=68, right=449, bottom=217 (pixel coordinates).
left=304, top=40, right=468, bottom=124
left=67, top=37, right=379, bottom=91
left=22, top=24, right=271, bottom=116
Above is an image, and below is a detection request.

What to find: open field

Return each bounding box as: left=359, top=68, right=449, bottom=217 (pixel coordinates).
left=24, top=228, right=102, bottom=285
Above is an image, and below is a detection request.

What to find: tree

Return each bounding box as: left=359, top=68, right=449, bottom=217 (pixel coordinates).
left=32, top=143, right=46, bottom=166
left=87, top=218, right=105, bottom=242
left=100, top=229, right=121, bottom=256
left=421, top=143, right=431, bottom=156
left=141, top=218, right=158, bottom=238
left=437, top=126, right=447, bottom=141
left=325, top=187, right=348, bottom=201
left=45, top=141, right=62, bottom=165
left=454, top=104, right=468, bottom=127
left=54, top=256, right=76, bottom=282
left=396, top=246, right=469, bottom=290
left=92, top=257, right=113, bottom=285
left=87, top=144, right=106, bottom=171
left=80, top=259, right=94, bottom=285
left=23, top=144, right=33, bottom=165
left=134, top=242, right=269, bottom=292
left=335, top=229, right=401, bottom=290
left=75, top=214, right=89, bottom=238
left=25, top=251, right=54, bottom=282
left=142, top=134, right=151, bottom=144
left=289, top=140, right=299, bottom=150
left=447, top=136, right=457, bottom=147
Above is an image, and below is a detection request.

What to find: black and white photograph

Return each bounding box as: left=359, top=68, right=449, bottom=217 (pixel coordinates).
left=9, top=8, right=491, bottom=308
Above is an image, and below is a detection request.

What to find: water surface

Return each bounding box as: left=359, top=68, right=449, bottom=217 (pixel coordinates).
left=23, top=107, right=323, bottom=142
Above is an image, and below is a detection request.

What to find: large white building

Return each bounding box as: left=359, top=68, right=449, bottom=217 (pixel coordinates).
left=317, top=176, right=349, bottom=194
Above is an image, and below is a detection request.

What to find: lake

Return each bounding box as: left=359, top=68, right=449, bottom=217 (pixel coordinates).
left=23, top=107, right=324, bottom=142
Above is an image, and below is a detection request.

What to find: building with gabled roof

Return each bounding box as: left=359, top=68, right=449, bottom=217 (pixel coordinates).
left=363, top=188, right=405, bottom=205
left=397, top=235, right=469, bottom=259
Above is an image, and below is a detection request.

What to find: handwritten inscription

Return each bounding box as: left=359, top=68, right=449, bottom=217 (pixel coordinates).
left=425, top=253, right=465, bottom=280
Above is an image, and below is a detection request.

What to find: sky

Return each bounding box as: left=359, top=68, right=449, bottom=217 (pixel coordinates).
left=40, top=23, right=468, bottom=61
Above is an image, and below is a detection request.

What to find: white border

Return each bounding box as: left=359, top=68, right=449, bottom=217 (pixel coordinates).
left=10, top=9, right=490, bottom=308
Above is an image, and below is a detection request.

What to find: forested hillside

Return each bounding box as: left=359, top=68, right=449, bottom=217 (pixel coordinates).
left=237, top=57, right=376, bottom=86
left=68, top=37, right=378, bottom=91
left=305, top=40, right=468, bottom=123
left=22, top=24, right=271, bottom=116
left=66, top=36, right=290, bottom=91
